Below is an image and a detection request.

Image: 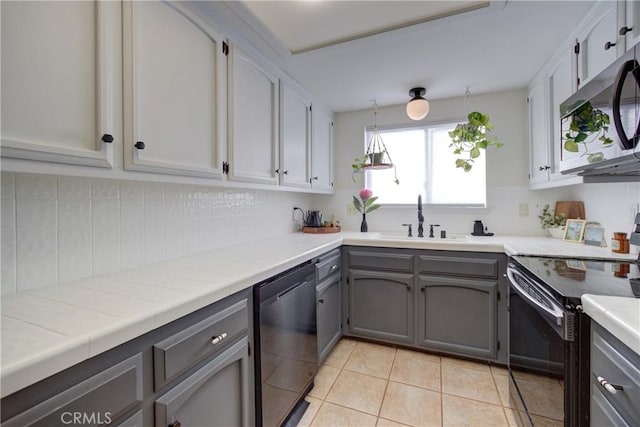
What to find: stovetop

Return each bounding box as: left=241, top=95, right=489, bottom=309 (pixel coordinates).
left=512, top=255, right=640, bottom=300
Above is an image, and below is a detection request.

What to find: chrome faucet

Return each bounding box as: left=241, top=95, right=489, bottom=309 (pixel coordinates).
left=417, top=195, right=424, bottom=238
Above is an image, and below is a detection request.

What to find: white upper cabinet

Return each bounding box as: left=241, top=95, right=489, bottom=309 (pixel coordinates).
left=1, top=1, right=116, bottom=168
left=623, top=0, right=640, bottom=48
left=227, top=44, right=279, bottom=186
left=527, top=77, right=550, bottom=186
left=123, top=1, right=225, bottom=179
left=576, top=1, right=619, bottom=87
left=547, top=46, right=574, bottom=181
left=311, top=106, right=334, bottom=192
left=279, top=81, right=312, bottom=189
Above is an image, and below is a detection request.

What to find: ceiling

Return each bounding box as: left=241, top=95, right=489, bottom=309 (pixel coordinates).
left=231, top=1, right=595, bottom=113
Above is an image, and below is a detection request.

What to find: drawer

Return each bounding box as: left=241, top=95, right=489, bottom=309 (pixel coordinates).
left=348, top=250, right=413, bottom=273
left=418, top=255, right=498, bottom=279
left=591, top=324, right=640, bottom=425
left=153, top=299, right=248, bottom=390
left=317, top=254, right=341, bottom=282
left=4, top=354, right=142, bottom=427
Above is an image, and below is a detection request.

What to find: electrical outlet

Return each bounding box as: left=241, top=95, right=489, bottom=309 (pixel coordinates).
left=518, top=203, right=529, bottom=217
left=347, top=204, right=358, bottom=215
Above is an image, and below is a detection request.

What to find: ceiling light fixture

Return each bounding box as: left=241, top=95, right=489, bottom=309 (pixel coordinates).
left=406, top=87, right=430, bottom=120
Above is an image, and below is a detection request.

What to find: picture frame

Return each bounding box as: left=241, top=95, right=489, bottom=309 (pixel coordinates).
left=584, top=226, right=606, bottom=247
left=563, top=219, right=587, bottom=243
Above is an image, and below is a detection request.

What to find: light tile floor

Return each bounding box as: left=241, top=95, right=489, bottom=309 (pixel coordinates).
left=297, top=338, right=558, bottom=427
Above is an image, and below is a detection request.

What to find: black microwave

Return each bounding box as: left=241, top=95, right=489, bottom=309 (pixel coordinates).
left=560, top=44, right=640, bottom=181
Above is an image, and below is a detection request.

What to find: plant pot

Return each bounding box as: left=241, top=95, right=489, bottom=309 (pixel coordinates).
left=547, top=226, right=565, bottom=239
left=368, top=152, right=385, bottom=165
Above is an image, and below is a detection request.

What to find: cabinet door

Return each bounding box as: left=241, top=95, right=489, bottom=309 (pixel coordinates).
left=155, top=337, right=251, bottom=427
left=311, top=107, right=334, bottom=191
left=317, top=275, right=341, bottom=364
left=348, top=269, right=413, bottom=344
left=280, top=82, right=311, bottom=188
left=3, top=354, right=143, bottom=427
left=528, top=78, right=550, bottom=185
left=623, top=0, right=640, bottom=48
left=227, top=45, right=279, bottom=185
left=123, top=1, right=225, bottom=178
left=417, top=276, right=498, bottom=359
left=548, top=48, right=574, bottom=179
left=1, top=1, right=115, bottom=168
left=578, top=1, right=619, bottom=87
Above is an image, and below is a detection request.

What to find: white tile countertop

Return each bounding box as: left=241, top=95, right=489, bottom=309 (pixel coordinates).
left=582, top=295, right=640, bottom=356
left=1, top=231, right=638, bottom=398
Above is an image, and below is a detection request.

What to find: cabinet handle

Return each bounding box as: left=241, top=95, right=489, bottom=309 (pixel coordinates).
left=134, top=141, right=145, bottom=150
left=169, top=421, right=182, bottom=427
left=283, top=170, right=289, bottom=175
left=620, top=26, right=633, bottom=36
left=597, top=376, right=623, bottom=394
left=318, top=299, right=325, bottom=304
left=406, top=285, right=411, bottom=290
left=604, top=41, right=616, bottom=51
left=275, top=168, right=280, bottom=174
left=313, top=176, right=319, bottom=180
left=538, top=165, right=550, bottom=171
left=329, top=264, right=338, bottom=272
left=101, top=133, right=114, bottom=143
left=211, top=332, right=228, bottom=345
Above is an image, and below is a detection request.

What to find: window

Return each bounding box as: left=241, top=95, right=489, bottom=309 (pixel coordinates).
left=364, top=122, right=486, bottom=207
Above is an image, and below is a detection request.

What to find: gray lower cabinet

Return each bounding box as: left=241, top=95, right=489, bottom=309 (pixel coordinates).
left=1, top=289, right=253, bottom=427
left=344, top=246, right=507, bottom=363
left=3, top=354, right=143, bottom=427
left=590, top=321, right=640, bottom=426
left=348, top=269, right=414, bottom=344
left=155, top=337, right=251, bottom=427
left=417, top=275, right=498, bottom=359
left=317, top=274, right=341, bottom=363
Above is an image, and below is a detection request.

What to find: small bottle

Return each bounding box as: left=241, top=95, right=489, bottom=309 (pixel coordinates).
left=611, top=232, right=630, bottom=254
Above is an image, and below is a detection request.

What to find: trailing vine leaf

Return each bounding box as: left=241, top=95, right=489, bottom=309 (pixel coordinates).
left=448, top=111, right=503, bottom=172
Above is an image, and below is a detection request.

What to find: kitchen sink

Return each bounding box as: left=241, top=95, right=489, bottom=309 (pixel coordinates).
left=375, top=232, right=469, bottom=241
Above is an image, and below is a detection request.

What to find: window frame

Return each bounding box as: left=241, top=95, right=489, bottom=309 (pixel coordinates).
left=363, top=119, right=489, bottom=211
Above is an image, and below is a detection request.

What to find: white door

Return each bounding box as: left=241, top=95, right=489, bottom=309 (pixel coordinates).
left=123, top=1, right=225, bottom=179
left=1, top=1, right=116, bottom=168
left=227, top=45, right=279, bottom=185
left=577, top=2, right=619, bottom=87
left=311, top=107, right=334, bottom=191
left=528, top=78, right=550, bottom=186
left=280, top=82, right=311, bottom=188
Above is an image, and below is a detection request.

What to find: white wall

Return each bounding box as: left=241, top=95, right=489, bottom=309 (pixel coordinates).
left=320, top=89, right=575, bottom=235
left=0, top=172, right=313, bottom=295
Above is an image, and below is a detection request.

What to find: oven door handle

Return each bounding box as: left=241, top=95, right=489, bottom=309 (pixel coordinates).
left=507, top=267, right=565, bottom=326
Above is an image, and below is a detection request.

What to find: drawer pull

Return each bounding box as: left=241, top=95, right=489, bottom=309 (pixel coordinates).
left=329, top=264, right=339, bottom=272
left=211, top=332, right=228, bottom=345
left=169, top=421, right=182, bottom=427
left=597, top=376, right=623, bottom=394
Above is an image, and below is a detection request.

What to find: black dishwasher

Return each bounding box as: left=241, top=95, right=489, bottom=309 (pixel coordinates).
left=254, top=261, right=317, bottom=427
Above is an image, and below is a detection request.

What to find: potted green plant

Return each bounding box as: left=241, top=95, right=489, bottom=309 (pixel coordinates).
left=448, top=111, right=503, bottom=171
left=538, top=204, right=567, bottom=238
left=563, top=101, right=613, bottom=153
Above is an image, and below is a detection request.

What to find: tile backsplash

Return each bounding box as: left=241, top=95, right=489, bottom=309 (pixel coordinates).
left=1, top=173, right=312, bottom=294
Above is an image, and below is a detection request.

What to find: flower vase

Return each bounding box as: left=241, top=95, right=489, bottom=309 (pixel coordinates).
left=360, top=213, right=368, bottom=232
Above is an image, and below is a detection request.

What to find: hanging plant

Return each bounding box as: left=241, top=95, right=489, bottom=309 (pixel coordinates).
left=448, top=111, right=503, bottom=172
left=563, top=101, right=613, bottom=153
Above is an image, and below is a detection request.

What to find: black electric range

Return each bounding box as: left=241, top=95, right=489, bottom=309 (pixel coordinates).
left=507, top=255, right=639, bottom=426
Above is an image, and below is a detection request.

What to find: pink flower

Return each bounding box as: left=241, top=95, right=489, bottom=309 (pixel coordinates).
left=359, top=188, right=373, bottom=201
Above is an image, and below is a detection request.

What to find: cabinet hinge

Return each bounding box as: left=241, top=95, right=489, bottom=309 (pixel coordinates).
left=222, top=161, right=229, bottom=174
left=497, top=340, right=501, bottom=351
left=222, top=41, right=229, bottom=56
left=347, top=316, right=350, bottom=325
left=248, top=342, right=251, bottom=356
left=309, top=105, right=312, bottom=112
left=574, top=42, right=580, bottom=55
left=346, top=276, right=349, bottom=284
left=497, top=291, right=501, bottom=301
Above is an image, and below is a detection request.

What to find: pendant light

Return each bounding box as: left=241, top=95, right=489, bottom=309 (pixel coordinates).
left=406, top=87, right=429, bottom=120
